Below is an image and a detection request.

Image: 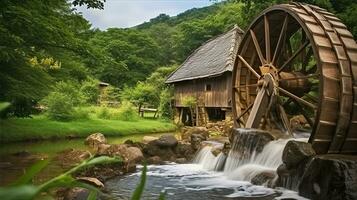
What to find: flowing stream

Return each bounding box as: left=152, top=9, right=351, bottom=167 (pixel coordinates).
left=106, top=130, right=309, bottom=199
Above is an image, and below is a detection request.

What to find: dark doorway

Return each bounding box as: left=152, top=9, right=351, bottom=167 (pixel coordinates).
left=181, top=107, right=194, bottom=126
left=207, top=108, right=225, bottom=121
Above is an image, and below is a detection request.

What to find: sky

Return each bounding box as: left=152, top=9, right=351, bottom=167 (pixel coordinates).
left=76, top=0, right=214, bottom=30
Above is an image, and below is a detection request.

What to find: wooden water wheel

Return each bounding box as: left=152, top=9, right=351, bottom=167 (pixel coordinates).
left=232, top=3, right=357, bottom=154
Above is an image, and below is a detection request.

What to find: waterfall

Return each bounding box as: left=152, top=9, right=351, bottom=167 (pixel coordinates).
left=228, top=139, right=290, bottom=182
left=193, top=143, right=227, bottom=171
left=192, top=128, right=291, bottom=184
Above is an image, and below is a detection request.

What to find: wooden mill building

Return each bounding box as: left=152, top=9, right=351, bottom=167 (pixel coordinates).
left=166, top=25, right=244, bottom=126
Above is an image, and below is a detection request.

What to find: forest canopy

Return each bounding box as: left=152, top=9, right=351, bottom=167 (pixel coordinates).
left=0, top=0, right=356, bottom=117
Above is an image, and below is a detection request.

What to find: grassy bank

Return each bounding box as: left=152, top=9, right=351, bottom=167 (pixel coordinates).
left=0, top=115, right=176, bottom=143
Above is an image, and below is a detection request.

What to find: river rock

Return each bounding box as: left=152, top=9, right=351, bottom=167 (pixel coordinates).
left=175, top=158, right=187, bottom=164
left=181, top=126, right=209, bottom=141
left=282, top=140, right=315, bottom=169
left=299, top=154, right=357, bottom=200
left=105, top=144, right=144, bottom=164
left=55, top=149, right=91, bottom=168
left=84, top=133, right=107, bottom=148
left=147, top=156, right=162, bottom=165
left=76, top=177, right=104, bottom=188
left=142, top=136, right=159, bottom=144
left=229, top=128, right=274, bottom=160
left=174, top=143, right=195, bottom=160
left=251, top=171, right=276, bottom=187
left=64, top=187, right=90, bottom=200
left=143, top=141, right=176, bottom=161
left=154, top=134, right=178, bottom=148
left=96, top=143, right=111, bottom=155
left=191, top=133, right=207, bottom=150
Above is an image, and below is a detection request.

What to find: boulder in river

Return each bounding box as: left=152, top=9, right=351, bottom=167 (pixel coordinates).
left=143, top=141, right=176, bottom=161
left=147, top=156, right=163, bottom=165
left=190, top=133, right=207, bottom=151
left=181, top=126, right=209, bottom=141
left=63, top=187, right=90, bottom=200
left=282, top=140, right=315, bottom=169
left=84, top=133, right=107, bottom=148
left=154, top=134, right=178, bottom=148
left=299, top=154, right=357, bottom=200
left=104, top=144, right=144, bottom=164
left=142, top=136, right=159, bottom=144
left=251, top=170, right=277, bottom=187
left=55, top=149, right=91, bottom=168
left=174, top=142, right=195, bottom=160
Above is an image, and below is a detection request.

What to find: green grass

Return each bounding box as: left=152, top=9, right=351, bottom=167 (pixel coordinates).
left=0, top=115, right=176, bottom=143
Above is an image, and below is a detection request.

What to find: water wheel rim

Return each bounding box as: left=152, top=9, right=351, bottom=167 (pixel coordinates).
left=232, top=3, right=357, bottom=154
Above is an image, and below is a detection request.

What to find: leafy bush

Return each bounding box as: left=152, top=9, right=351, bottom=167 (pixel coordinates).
left=117, top=101, right=139, bottom=121
left=80, top=79, right=100, bottom=104
left=96, top=106, right=112, bottom=119
left=42, top=92, right=74, bottom=121
left=72, top=107, right=90, bottom=120
left=96, top=102, right=138, bottom=121
left=41, top=81, right=86, bottom=121
left=158, top=88, right=173, bottom=119
left=55, top=81, right=85, bottom=106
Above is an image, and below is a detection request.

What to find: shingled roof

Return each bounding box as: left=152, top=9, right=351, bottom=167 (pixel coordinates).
left=166, top=25, right=244, bottom=83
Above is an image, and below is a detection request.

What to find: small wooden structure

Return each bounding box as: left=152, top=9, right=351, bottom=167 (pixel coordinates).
left=166, top=25, right=244, bottom=126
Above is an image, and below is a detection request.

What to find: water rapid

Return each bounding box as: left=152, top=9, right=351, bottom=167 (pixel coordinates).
left=194, top=129, right=290, bottom=184
left=106, top=129, right=308, bottom=199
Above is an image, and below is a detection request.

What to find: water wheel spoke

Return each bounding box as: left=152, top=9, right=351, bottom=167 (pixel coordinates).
left=236, top=102, right=254, bottom=122
left=250, top=29, right=266, bottom=65
left=279, top=73, right=319, bottom=81
left=278, top=87, right=317, bottom=110
left=277, top=103, right=293, bottom=136
left=278, top=40, right=309, bottom=73
left=264, top=15, right=271, bottom=63
left=305, top=93, right=319, bottom=103
left=272, top=14, right=288, bottom=65
left=234, top=83, right=259, bottom=88
left=292, top=100, right=314, bottom=128
left=238, top=55, right=261, bottom=78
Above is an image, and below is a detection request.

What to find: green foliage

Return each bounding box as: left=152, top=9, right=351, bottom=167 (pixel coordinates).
left=96, top=102, right=139, bottom=121
left=117, top=101, right=139, bottom=121
left=182, top=96, right=197, bottom=108
left=121, top=82, right=160, bottom=109
left=159, top=88, right=173, bottom=119
left=80, top=79, right=100, bottom=104
left=131, top=164, right=147, bottom=200
left=42, top=81, right=86, bottom=121
left=0, top=156, right=120, bottom=200
left=43, top=92, right=75, bottom=121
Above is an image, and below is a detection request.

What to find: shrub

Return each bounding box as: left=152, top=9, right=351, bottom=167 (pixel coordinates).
left=42, top=92, right=74, bottom=121
left=116, top=101, right=139, bottom=121
left=95, top=102, right=138, bottom=121
left=96, top=106, right=112, bottom=119
left=72, top=107, right=90, bottom=120
left=55, top=81, right=85, bottom=106
left=41, top=81, right=86, bottom=121
left=80, top=79, right=100, bottom=104
left=158, top=88, right=173, bottom=119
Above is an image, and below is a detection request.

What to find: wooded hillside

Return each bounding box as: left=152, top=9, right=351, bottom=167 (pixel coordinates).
left=0, top=0, right=356, bottom=117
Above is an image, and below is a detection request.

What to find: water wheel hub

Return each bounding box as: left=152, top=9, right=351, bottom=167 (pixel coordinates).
left=232, top=3, right=357, bottom=154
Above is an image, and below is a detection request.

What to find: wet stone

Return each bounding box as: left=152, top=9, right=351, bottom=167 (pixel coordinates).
left=282, top=140, right=315, bottom=169
left=299, top=154, right=357, bottom=200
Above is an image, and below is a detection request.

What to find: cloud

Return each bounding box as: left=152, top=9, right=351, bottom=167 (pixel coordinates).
left=76, top=0, right=213, bottom=30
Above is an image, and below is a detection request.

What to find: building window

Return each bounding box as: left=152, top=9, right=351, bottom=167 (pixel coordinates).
left=205, top=84, right=212, bottom=91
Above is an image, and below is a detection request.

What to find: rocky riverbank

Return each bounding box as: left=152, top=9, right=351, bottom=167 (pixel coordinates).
left=55, top=127, right=213, bottom=199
